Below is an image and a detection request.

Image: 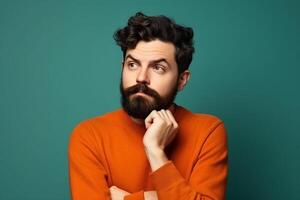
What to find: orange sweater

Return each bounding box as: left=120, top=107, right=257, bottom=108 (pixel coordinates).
left=68, top=105, right=228, bottom=200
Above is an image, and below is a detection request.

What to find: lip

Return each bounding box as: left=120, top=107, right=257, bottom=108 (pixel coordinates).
left=135, top=92, right=149, bottom=97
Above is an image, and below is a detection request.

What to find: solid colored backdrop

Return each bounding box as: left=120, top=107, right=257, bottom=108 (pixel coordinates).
left=0, top=0, right=299, bottom=199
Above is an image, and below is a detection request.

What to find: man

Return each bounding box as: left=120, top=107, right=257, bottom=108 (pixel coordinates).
left=68, top=12, right=228, bottom=200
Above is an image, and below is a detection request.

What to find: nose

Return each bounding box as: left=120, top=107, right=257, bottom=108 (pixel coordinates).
left=136, top=67, right=150, bottom=84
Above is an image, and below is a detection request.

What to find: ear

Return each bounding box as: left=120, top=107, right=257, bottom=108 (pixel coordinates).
left=177, top=70, right=191, bottom=91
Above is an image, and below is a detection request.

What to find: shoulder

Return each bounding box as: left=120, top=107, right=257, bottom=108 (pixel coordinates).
left=70, top=108, right=123, bottom=139
left=176, top=105, right=227, bottom=151
left=176, top=105, right=224, bottom=131
left=189, top=111, right=227, bottom=145
left=175, top=105, right=227, bottom=143
left=193, top=113, right=225, bottom=134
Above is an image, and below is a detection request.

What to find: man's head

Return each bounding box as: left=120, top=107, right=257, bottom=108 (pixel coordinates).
left=114, top=12, right=194, bottom=119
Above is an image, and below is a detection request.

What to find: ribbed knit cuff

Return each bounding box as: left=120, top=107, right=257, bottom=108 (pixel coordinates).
left=124, top=190, right=144, bottom=200
left=149, top=161, right=184, bottom=190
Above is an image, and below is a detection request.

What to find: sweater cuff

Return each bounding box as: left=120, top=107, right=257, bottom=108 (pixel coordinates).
left=149, top=161, right=184, bottom=190
left=124, top=190, right=144, bottom=200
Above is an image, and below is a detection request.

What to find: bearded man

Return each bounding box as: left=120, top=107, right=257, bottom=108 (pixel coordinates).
left=68, top=12, right=228, bottom=200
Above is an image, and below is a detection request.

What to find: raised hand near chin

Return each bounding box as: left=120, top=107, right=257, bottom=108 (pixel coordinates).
left=143, top=109, right=178, bottom=150
left=143, top=109, right=179, bottom=171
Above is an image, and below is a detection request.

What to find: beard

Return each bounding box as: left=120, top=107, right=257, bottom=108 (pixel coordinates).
left=120, top=78, right=179, bottom=120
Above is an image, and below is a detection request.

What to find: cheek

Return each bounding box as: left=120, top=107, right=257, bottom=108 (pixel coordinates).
left=151, top=76, right=177, bottom=96
left=122, top=70, right=135, bottom=88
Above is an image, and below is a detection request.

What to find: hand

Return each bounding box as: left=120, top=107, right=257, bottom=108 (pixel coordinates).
left=110, top=186, right=158, bottom=200
left=143, top=109, right=179, bottom=171
left=143, top=109, right=178, bottom=150
left=109, top=186, right=130, bottom=200
left=144, top=191, right=159, bottom=200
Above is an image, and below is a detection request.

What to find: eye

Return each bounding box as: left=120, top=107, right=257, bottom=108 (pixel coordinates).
left=127, top=62, right=138, bottom=70
left=152, top=64, right=166, bottom=73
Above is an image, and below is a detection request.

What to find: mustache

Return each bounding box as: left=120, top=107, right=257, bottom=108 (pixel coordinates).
left=123, top=84, right=160, bottom=98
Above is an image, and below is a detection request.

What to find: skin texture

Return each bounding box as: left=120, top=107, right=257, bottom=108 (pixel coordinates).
left=110, top=39, right=191, bottom=200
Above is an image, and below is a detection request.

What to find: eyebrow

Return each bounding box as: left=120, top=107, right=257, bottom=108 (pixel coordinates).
left=125, top=54, right=170, bottom=67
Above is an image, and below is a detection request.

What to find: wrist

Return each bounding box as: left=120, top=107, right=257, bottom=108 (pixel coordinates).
left=144, top=145, right=163, bottom=153
left=144, top=146, right=168, bottom=171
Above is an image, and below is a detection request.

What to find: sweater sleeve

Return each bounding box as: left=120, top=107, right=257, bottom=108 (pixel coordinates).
left=149, top=122, right=228, bottom=200
left=124, top=190, right=145, bottom=200
left=68, top=121, right=111, bottom=200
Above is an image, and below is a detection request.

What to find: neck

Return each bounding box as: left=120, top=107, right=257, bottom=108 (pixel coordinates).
left=130, top=103, right=176, bottom=125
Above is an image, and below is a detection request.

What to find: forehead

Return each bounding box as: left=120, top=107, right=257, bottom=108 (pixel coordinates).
left=125, top=40, right=176, bottom=62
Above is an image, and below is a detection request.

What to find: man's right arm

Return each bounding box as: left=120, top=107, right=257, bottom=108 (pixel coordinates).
left=68, top=122, right=111, bottom=200
left=68, top=121, right=158, bottom=200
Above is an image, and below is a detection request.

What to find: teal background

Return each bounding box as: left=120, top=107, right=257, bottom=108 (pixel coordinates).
left=1, top=0, right=299, bottom=199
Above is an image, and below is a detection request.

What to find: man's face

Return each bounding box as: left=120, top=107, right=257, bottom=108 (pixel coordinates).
left=120, top=39, right=180, bottom=119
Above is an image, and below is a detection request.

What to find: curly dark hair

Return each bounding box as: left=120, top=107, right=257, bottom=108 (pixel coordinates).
left=113, top=12, right=195, bottom=74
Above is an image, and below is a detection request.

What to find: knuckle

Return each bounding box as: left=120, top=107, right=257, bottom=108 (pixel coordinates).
left=173, top=123, right=179, bottom=129
left=151, top=110, right=157, bottom=114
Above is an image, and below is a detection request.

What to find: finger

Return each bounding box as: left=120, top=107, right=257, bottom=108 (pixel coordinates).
left=144, top=110, right=160, bottom=129
left=110, top=186, right=130, bottom=194
left=157, top=109, right=167, bottom=120
left=158, top=109, right=168, bottom=121
left=166, top=110, right=178, bottom=128
left=160, top=110, right=172, bottom=125
left=110, top=185, right=117, bottom=190
left=116, top=187, right=130, bottom=194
